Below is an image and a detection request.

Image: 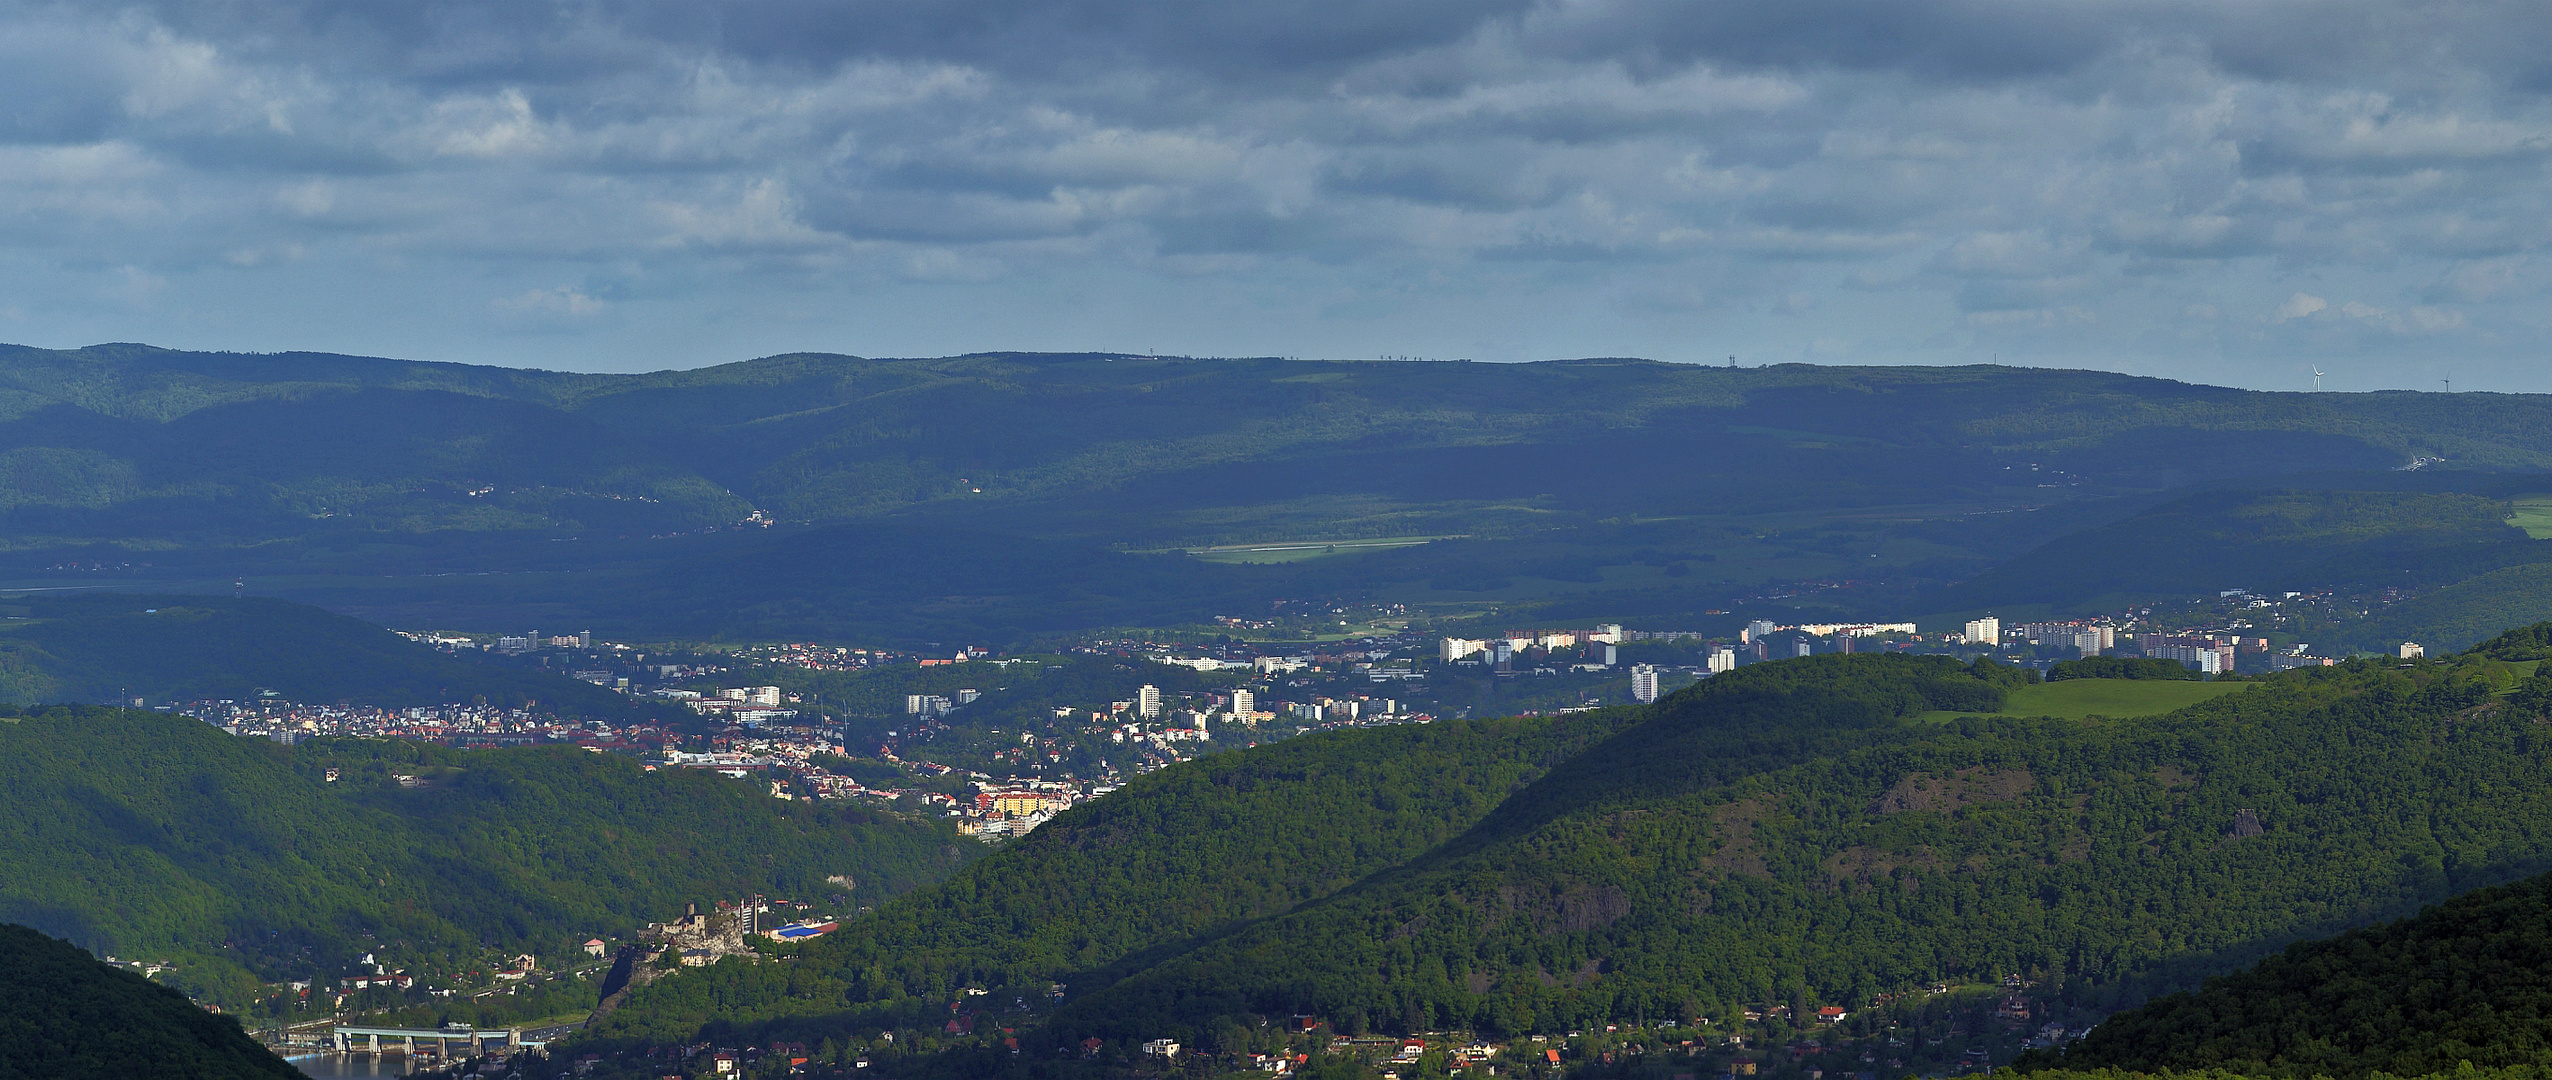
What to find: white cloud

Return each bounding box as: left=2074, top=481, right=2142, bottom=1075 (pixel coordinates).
left=2410, top=305, right=2465, bottom=331
left=2275, top=292, right=2329, bottom=321
left=497, top=286, right=604, bottom=317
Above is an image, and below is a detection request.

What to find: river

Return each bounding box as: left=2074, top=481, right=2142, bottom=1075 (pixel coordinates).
left=286, top=1053, right=426, bottom=1077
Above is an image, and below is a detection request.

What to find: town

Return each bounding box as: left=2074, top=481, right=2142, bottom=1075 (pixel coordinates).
left=176, top=583, right=2408, bottom=858
left=161, top=582, right=2442, bottom=1077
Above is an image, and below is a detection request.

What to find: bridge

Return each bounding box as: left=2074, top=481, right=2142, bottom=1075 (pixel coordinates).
left=329, top=1023, right=544, bottom=1056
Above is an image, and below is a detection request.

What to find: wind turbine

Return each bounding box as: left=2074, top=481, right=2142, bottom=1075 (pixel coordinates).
left=2311, top=367, right=2324, bottom=391
left=2443, top=378, right=2452, bottom=393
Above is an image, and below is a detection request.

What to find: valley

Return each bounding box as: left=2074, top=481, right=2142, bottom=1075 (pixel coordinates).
left=13, top=348, right=2552, bottom=1080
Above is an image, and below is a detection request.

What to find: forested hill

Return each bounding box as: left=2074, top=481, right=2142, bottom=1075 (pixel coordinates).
left=0, top=923, right=301, bottom=1080
left=8, top=345, right=2543, bottom=532
left=580, top=633, right=2552, bottom=1061
left=2040, top=870, right=2552, bottom=1079
left=0, top=705, right=977, bottom=1008
left=1043, top=648, right=2552, bottom=1044
left=0, top=593, right=676, bottom=717
left=580, top=705, right=1652, bottom=1047
left=580, top=654, right=2032, bottom=1047
left=14, top=343, right=2552, bottom=645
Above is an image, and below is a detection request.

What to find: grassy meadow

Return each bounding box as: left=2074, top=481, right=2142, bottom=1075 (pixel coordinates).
left=1918, top=677, right=2251, bottom=722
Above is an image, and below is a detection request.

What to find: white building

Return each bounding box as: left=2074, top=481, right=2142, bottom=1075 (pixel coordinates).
left=1708, top=647, right=1736, bottom=674
left=1789, top=622, right=1919, bottom=637
left=1741, top=620, right=1778, bottom=644
left=1440, top=637, right=1487, bottom=662
left=1630, top=664, right=1661, bottom=703
left=1137, top=684, right=1162, bottom=718
left=1229, top=689, right=1254, bottom=719
left=1964, top=617, right=2002, bottom=647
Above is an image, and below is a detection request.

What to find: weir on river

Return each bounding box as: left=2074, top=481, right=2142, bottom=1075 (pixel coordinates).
left=328, top=1023, right=542, bottom=1057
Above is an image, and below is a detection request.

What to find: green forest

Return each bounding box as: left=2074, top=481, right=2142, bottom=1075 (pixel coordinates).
left=0, top=706, right=977, bottom=1010
left=576, top=636, right=2552, bottom=1073
left=12, top=344, right=2552, bottom=648
left=582, top=705, right=1649, bottom=1047
left=0, top=923, right=301, bottom=1080
left=2040, top=868, right=2552, bottom=1078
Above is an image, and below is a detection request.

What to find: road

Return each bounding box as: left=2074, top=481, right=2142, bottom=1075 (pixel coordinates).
left=522, top=1019, right=586, bottom=1044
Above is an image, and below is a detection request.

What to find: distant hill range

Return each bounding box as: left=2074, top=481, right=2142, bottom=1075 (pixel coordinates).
left=0, top=591, right=674, bottom=715
left=0, top=922, right=301, bottom=1080
left=9, top=342, right=2552, bottom=644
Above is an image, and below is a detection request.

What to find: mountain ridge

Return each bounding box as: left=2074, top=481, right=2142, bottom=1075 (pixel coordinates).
left=7, top=341, right=2552, bottom=648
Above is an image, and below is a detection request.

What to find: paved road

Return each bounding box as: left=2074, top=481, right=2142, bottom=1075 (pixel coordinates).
left=523, top=1020, right=586, bottom=1043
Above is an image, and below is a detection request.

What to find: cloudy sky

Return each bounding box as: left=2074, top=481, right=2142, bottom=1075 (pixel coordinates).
left=3, top=1, right=2550, bottom=390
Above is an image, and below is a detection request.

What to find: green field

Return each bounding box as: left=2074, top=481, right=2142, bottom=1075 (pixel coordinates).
left=2509, top=494, right=2552, bottom=539
left=1184, top=536, right=1449, bottom=564
left=1917, top=677, right=2250, bottom=722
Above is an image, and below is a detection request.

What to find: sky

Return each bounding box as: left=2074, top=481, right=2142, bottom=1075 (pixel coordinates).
left=3, top=1, right=2551, bottom=391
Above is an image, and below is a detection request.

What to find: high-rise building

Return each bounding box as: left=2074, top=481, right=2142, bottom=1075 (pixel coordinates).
left=1630, top=664, right=1661, bottom=703
left=1708, top=647, right=1737, bottom=674
left=1793, top=639, right=1814, bottom=658
left=1594, top=642, right=1616, bottom=666
left=1964, top=617, right=2001, bottom=647
left=1137, top=684, right=1162, bottom=718
left=1742, top=619, right=1778, bottom=644
left=1230, top=689, right=1255, bottom=718
left=2149, top=643, right=2234, bottom=673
